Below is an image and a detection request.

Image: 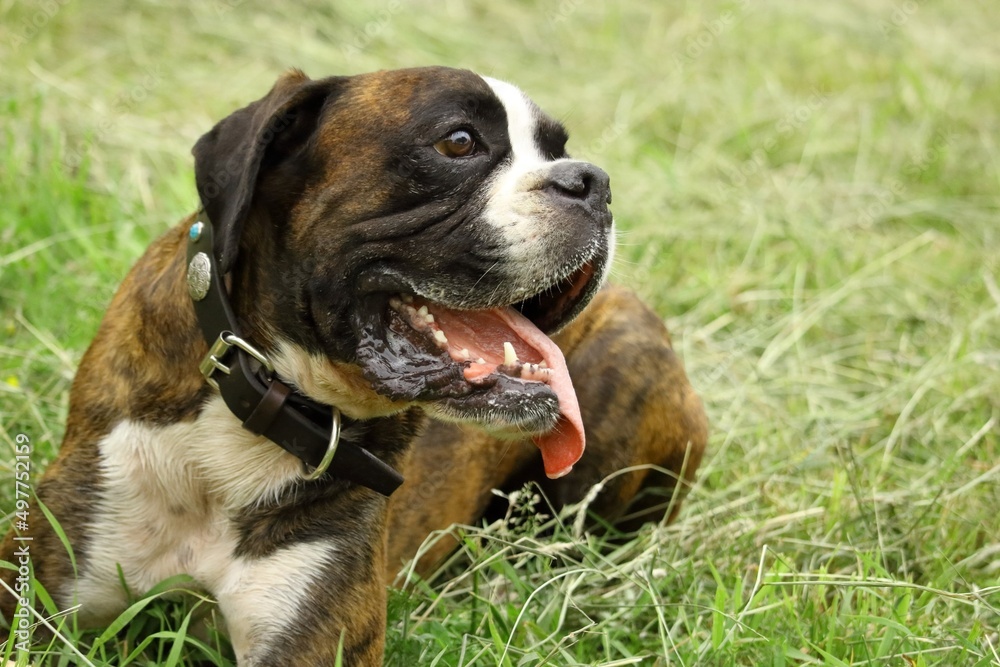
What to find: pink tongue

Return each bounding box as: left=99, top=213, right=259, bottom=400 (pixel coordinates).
left=423, top=303, right=585, bottom=479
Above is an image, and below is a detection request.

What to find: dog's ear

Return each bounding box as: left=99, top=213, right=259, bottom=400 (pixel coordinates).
left=192, top=69, right=342, bottom=274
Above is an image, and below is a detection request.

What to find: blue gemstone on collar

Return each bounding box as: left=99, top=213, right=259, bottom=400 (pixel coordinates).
left=189, top=221, right=204, bottom=242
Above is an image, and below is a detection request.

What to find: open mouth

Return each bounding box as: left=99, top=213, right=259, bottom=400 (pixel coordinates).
left=354, top=258, right=602, bottom=479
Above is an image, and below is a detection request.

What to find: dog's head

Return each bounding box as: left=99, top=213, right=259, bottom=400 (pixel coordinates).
left=192, top=67, right=613, bottom=477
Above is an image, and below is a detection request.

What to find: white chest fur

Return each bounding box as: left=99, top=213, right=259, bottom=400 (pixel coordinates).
left=70, top=396, right=337, bottom=658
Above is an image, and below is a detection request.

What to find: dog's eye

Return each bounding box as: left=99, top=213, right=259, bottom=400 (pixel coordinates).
left=434, top=129, right=477, bottom=158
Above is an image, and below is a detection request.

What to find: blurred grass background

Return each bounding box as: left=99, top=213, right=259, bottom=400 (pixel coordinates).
left=1, top=0, right=999, bottom=665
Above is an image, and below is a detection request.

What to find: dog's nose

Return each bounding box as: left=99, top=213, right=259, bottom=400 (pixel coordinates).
left=544, top=161, right=612, bottom=217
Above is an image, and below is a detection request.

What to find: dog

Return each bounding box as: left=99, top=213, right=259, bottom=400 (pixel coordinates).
left=1, top=66, right=707, bottom=665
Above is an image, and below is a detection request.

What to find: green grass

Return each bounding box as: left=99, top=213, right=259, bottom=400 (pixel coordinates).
left=2, top=0, right=999, bottom=664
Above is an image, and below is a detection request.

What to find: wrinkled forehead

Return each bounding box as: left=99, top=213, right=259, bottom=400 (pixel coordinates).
left=345, top=67, right=495, bottom=115
left=325, top=66, right=567, bottom=155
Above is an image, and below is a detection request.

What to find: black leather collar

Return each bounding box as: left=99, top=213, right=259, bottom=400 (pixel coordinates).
left=184, top=212, right=403, bottom=496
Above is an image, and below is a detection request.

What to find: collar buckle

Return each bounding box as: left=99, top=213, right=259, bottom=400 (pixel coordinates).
left=200, top=331, right=275, bottom=390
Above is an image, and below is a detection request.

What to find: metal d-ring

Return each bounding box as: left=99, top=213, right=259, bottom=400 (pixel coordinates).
left=302, top=408, right=341, bottom=481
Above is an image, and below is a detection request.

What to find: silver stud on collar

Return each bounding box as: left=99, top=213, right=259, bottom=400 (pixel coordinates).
left=187, top=252, right=211, bottom=301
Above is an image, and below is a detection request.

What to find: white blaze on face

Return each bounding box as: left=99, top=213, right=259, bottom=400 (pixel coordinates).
left=482, top=76, right=547, bottom=168
left=479, top=75, right=582, bottom=296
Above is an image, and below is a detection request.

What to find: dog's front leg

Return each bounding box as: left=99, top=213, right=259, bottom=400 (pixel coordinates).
left=215, top=535, right=387, bottom=666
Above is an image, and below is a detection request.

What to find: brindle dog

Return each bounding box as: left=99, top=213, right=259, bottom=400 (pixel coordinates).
left=1, top=67, right=706, bottom=665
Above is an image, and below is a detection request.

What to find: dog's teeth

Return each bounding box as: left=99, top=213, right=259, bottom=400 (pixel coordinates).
left=404, top=305, right=417, bottom=318
left=401, top=294, right=414, bottom=304
left=518, top=363, right=552, bottom=383
left=458, top=348, right=471, bottom=360
left=503, top=341, right=517, bottom=366
left=476, top=357, right=486, bottom=365
left=389, top=296, right=402, bottom=310
left=417, top=305, right=429, bottom=318
left=538, top=360, right=548, bottom=369
left=424, top=313, right=434, bottom=324
left=433, top=330, right=448, bottom=346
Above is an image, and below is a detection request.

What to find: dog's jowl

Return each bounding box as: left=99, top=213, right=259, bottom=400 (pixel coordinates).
left=1, top=67, right=707, bottom=666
